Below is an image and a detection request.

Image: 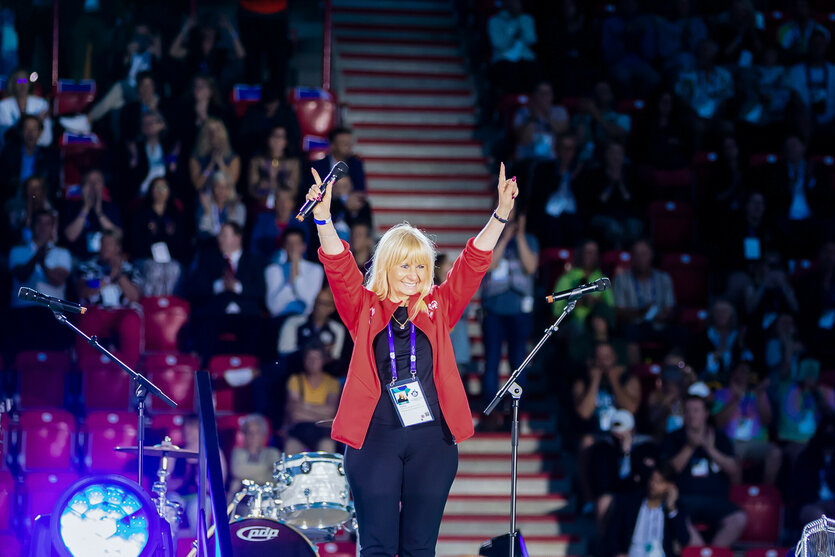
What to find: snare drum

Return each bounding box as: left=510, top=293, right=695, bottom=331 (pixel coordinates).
left=274, top=452, right=353, bottom=530
left=187, top=517, right=318, bottom=557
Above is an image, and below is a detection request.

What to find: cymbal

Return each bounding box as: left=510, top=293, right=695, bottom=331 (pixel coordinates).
left=115, top=443, right=200, bottom=460
left=315, top=419, right=334, bottom=429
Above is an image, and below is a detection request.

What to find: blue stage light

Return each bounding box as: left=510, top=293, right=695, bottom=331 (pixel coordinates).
left=50, top=475, right=160, bottom=557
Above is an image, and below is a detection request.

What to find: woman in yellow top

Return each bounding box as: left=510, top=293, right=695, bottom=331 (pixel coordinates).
left=283, top=342, right=340, bottom=454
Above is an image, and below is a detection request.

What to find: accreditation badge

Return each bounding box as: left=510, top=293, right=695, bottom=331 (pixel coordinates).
left=388, top=377, right=434, bottom=427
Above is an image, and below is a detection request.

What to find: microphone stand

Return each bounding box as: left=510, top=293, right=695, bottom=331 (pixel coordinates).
left=484, top=299, right=577, bottom=557
left=51, top=311, right=177, bottom=485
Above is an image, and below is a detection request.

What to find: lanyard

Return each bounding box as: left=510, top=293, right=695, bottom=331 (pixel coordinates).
left=386, top=322, right=417, bottom=385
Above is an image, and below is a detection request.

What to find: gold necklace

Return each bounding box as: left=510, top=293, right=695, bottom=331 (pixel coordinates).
left=391, top=312, right=409, bottom=330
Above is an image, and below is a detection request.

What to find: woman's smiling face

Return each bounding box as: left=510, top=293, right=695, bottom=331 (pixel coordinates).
left=387, top=260, right=428, bottom=303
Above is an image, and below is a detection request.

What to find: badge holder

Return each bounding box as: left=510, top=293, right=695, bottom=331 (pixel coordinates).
left=484, top=299, right=578, bottom=557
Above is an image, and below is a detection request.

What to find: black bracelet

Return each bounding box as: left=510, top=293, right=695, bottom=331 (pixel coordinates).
left=492, top=211, right=509, bottom=224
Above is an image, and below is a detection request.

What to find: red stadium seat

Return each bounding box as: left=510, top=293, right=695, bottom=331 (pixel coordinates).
left=289, top=87, right=338, bottom=158
left=539, top=247, right=574, bottom=291
left=749, top=153, right=782, bottom=167
left=83, top=411, right=137, bottom=475
left=15, top=350, right=70, bottom=408
left=18, top=410, right=75, bottom=471
left=616, top=98, right=646, bottom=117
left=601, top=250, right=631, bottom=278
left=141, top=296, right=190, bottom=353
left=679, top=307, right=709, bottom=334
left=60, top=132, right=107, bottom=200
left=150, top=413, right=186, bottom=447
left=730, top=484, right=783, bottom=544
left=811, top=154, right=835, bottom=189
left=146, top=353, right=200, bottom=411
left=208, top=355, right=260, bottom=412
left=649, top=201, right=694, bottom=251
left=646, top=167, right=694, bottom=198
left=0, top=533, right=21, bottom=557
left=53, top=79, right=96, bottom=115
left=745, top=548, right=791, bottom=557
left=80, top=354, right=132, bottom=410
left=0, top=469, right=15, bottom=530
left=682, top=547, right=734, bottom=557
left=23, top=471, right=79, bottom=526
left=660, top=253, right=709, bottom=308
left=230, top=84, right=261, bottom=119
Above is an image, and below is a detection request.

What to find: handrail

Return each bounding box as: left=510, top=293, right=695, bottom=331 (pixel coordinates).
left=322, top=0, right=333, bottom=91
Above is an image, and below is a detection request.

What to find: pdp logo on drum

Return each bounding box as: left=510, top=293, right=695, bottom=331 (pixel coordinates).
left=237, top=526, right=280, bottom=542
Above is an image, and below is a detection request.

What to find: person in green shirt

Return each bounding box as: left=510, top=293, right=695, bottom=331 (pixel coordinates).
left=552, top=239, right=615, bottom=328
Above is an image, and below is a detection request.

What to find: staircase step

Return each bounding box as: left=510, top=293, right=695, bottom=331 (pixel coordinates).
left=333, top=11, right=455, bottom=28
left=374, top=209, right=488, bottom=229
left=340, top=51, right=464, bottom=64
left=354, top=124, right=474, bottom=140
left=436, top=534, right=579, bottom=557
left=358, top=142, right=483, bottom=158
left=367, top=176, right=488, bottom=192
left=332, top=0, right=453, bottom=12
left=459, top=433, right=559, bottom=454
left=457, top=452, right=561, bottom=474
left=338, top=56, right=467, bottom=74
left=347, top=107, right=476, bottom=126
left=450, top=472, right=568, bottom=496
left=445, top=494, right=570, bottom=516
left=342, top=73, right=470, bottom=90
left=338, top=41, right=460, bottom=57
left=365, top=159, right=487, bottom=175
left=337, top=35, right=458, bottom=48
left=345, top=92, right=475, bottom=108
left=369, top=192, right=493, bottom=210
left=335, top=25, right=457, bottom=42
left=440, top=515, right=570, bottom=537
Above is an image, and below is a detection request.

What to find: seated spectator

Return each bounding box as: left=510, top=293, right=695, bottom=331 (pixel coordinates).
left=764, top=134, right=834, bottom=257
left=186, top=222, right=266, bottom=359
left=237, top=80, right=301, bottom=160
left=705, top=137, right=750, bottom=228
left=5, top=209, right=73, bottom=354
left=791, top=415, right=835, bottom=525
left=0, top=114, right=59, bottom=201
left=247, top=125, right=301, bottom=209
left=249, top=187, right=303, bottom=259
left=175, top=75, right=232, bottom=167
left=777, top=358, right=835, bottom=462
left=278, top=286, right=347, bottom=375
left=5, top=175, right=55, bottom=249
left=742, top=253, right=800, bottom=331
left=119, top=110, right=176, bottom=205
left=787, top=31, right=835, bottom=146
left=61, top=169, right=123, bottom=259
left=613, top=239, right=677, bottom=345
left=657, top=0, right=709, bottom=75
left=712, top=0, right=764, bottom=66
left=603, top=462, right=692, bottom=557
left=601, top=0, right=661, bottom=97
left=128, top=177, right=187, bottom=296
left=265, top=228, right=324, bottom=320
left=716, top=192, right=780, bottom=271
left=435, top=252, right=471, bottom=374
left=512, top=81, right=569, bottom=162
left=118, top=71, right=170, bottom=144
left=228, top=414, right=281, bottom=495
left=589, top=410, right=658, bottom=526
left=197, top=171, right=246, bottom=242
left=797, top=241, right=835, bottom=367
left=76, top=229, right=143, bottom=367
left=632, top=89, right=692, bottom=171
left=688, top=299, right=747, bottom=381
left=350, top=221, right=373, bottom=273
left=675, top=39, right=734, bottom=148
left=527, top=133, right=585, bottom=248
left=573, top=342, right=641, bottom=513
left=567, top=308, right=630, bottom=371
left=661, top=395, right=746, bottom=546
left=574, top=81, right=632, bottom=163
left=480, top=211, right=538, bottom=407
left=645, top=364, right=692, bottom=442
left=736, top=47, right=792, bottom=135
left=713, top=363, right=781, bottom=484
left=778, top=0, right=831, bottom=65
left=580, top=142, right=645, bottom=250
left=168, top=14, right=245, bottom=95
left=283, top=342, right=340, bottom=454
left=486, top=0, right=539, bottom=94
left=189, top=117, right=241, bottom=193
left=312, top=126, right=367, bottom=193
left=0, top=68, right=53, bottom=148
left=552, top=239, right=615, bottom=337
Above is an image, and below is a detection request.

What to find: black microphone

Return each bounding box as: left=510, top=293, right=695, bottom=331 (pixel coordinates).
left=18, top=287, right=87, bottom=314
left=546, top=277, right=611, bottom=303
left=296, top=160, right=350, bottom=222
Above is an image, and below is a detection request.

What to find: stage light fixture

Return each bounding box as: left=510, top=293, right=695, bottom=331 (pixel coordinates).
left=50, top=475, right=161, bottom=557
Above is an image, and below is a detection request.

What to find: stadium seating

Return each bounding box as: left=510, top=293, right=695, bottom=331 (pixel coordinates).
left=208, top=355, right=259, bottom=412
left=649, top=201, right=694, bottom=251
left=145, top=353, right=200, bottom=411
left=15, top=350, right=70, bottom=408
left=141, top=296, right=190, bottom=353
left=80, top=354, right=132, bottom=410
left=730, top=484, right=783, bottom=544
left=82, top=411, right=137, bottom=475
left=18, top=410, right=75, bottom=471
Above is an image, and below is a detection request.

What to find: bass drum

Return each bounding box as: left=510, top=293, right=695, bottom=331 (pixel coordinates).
left=188, top=517, right=319, bottom=557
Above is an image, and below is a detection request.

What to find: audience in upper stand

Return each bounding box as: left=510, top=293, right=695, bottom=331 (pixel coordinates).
left=197, top=171, right=247, bottom=242
left=574, top=81, right=632, bottom=163
left=632, top=89, right=692, bottom=171
left=249, top=187, right=301, bottom=259
left=778, top=0, right=830, bottom=64
left=119, top=110, right=175, bottom=205
left=118, top=71, right=168, bottom=145
left=237, top=0, right=290, bottom=93
left=796, top=241, right=835, bottom=368
left=312, top=126, right=366, bottom=193
left=645, top=364, right=692, bottom=442
left=776, top=358, right=835, bottom=462
left=349, top=221, right=373, bottom=274
left=787, top=30, right=835, bottom=147
left=61, top=169, right=123, bottom=259
left=177, top=76, right=232, bottom=168
left=0, top=115, right=59, bottom=202
left=0, top=68, right=53, bottom=149
left=247, top=125, right=300, bottom=209
left=168, top=15, right=246, bottom=96
left=278, top=286, right=347, bottom=375
left=237, top=80, right=301, bottom=161
left=189, top=116, right=241, bottom=194
left=513, top=81, right=569, bottom=162
left=657, top=0, right=709, bottom=75
left=601, top=0, right=661, bottom=97
left=552, top=240, right=614, bottom=336
left=75, top=229, right=143, bottom=367
left=5, top=176, right=55, bottom=250
left=487, top=0, right=539, bottom=95
left=712, top=0, right=764, bottom=67
left=688, top=299, right=747, bottom=382
left=791, top=416, right=835, bottom=525
left=265, top=227, right=323, bottom=321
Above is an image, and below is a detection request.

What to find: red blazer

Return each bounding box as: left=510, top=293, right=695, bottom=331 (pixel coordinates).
left=318, top=238, right=492, bottom=449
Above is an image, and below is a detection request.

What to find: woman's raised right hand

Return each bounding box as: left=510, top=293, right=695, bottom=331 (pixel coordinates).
left=307, top=168, right=333, bottom=220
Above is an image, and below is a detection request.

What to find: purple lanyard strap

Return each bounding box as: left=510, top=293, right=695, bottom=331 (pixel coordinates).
left=386, top=322, right=417, bottom=385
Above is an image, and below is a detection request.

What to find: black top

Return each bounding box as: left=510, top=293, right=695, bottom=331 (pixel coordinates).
left=371, top=306, right=440, bottom=425
left=660, top=427, right=735, bottom=497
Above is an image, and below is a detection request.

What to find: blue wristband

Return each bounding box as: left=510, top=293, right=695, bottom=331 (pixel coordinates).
left=314, top=216, right=331, bottom=226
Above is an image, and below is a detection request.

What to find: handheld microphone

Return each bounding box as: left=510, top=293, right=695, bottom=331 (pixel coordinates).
left=296, top=161, right=350, bottom=222
left=18, top=287, right=87, bottom=314
left=545, top=277, right=611, bottom=303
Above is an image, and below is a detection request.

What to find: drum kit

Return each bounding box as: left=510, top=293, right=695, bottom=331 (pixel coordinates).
left=115, top=426, right=355, bottom=557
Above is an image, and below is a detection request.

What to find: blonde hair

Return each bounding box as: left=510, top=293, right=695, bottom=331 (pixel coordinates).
left=365, top=223, right=436, bottom=320
left=194, top=117, right=232, bottom=159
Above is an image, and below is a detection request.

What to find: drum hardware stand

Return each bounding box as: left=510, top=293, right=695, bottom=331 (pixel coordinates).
left=150, top=437, right=183, bottom=524
left=51, top=311, right=178, bottom=484
left=484, top=300, right=577, bottom=557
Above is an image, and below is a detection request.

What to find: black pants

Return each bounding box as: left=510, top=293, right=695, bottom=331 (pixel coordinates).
left=344, top=420, right=458, bottom=557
